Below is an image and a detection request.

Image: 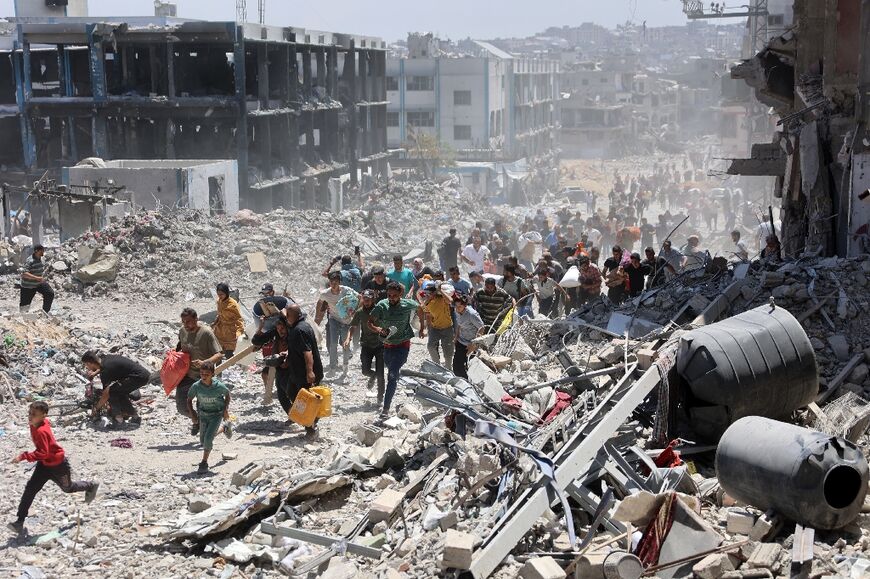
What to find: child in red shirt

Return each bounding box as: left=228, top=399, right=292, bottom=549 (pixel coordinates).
left=9, top=401, right=99, bottom=533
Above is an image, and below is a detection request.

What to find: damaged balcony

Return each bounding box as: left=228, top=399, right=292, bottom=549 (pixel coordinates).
left=2, top=17, right=390, bottom=211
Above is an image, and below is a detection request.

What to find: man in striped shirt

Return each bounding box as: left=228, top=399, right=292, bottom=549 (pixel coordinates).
left=20, top=245, right=54, bottom=313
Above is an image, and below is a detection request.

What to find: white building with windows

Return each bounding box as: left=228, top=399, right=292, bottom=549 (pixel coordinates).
left=386, top=35, right=559, bottom=162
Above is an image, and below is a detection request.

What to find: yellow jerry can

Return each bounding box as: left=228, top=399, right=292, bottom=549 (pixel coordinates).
left=289, top=388, right=322, bottom=427
left=310, top=385, right=332, bottom=418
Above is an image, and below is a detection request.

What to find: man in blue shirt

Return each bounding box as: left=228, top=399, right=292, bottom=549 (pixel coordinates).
left=387, top=255, right=416, bottom=299
left=447, top=266, right=472, bottom=296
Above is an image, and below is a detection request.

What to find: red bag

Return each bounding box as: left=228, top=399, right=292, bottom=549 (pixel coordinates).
left=161, top=350, right=191, bottom=396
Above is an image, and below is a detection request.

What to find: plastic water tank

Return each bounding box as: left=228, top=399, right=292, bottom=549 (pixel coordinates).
left=676, top=304, right=818, bottom=440
left=717, top=416, right=869, bottom=530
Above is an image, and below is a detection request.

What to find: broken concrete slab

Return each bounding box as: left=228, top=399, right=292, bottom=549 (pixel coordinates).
left=519, top=556, right=566, bottom=579
left=726, top=509, right=756, bottom=535
left=368, top=489, right=404, bottom=523
left=828, top=335, right=851, bottom=362
left=746, top=542, right=783, bottom=571
left=692, top=552, right=737, bottom=579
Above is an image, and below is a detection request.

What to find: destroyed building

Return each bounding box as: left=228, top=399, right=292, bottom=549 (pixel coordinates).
left=727, top=0, right=870, bottom=258
left=386, top=33, right=560, bottom=167
left=0, top=9, right=390, bottom=212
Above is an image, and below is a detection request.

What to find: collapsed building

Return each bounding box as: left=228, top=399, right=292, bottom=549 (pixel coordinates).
left=727, top=0, right=870, bottom=258
left=0, top=9, right=390, bottom=214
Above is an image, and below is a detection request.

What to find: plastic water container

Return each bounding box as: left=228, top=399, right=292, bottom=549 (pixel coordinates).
left=311, top=386, right=332, bottom=418
left=289, top=389, right=322, bottom=427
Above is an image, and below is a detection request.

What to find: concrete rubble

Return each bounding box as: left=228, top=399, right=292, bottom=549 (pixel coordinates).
left=3, top=204, right=870, bottom=579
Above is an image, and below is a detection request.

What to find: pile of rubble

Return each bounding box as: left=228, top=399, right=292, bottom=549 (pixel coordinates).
left=0, top=178, right=486, bottom=308
left=117, top=256, right=870, bottom=577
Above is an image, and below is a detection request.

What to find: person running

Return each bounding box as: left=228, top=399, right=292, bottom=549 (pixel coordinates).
left=345, top=290, right=385, bottom=406
left=453, top=294, right=483, bottom=379
left=10, top=401, right=99, bottom=533
left=81, top=350, right=150, bottom=427
left=186, top=361, right=231, bottom=474
left=420, top=281, right=454, bottom=367
left=19, top=244, right=54, bottom=314
left=212, top=283, right=245, bottom=358
left=314, top=271, right=359, bottom=379
left=175, top=308, right=224, bottom=429
left=368, top=282, right=424, bottom=420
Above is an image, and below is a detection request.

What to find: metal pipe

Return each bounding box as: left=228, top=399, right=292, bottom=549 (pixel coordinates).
left=716, top=417, right=869, bottom=530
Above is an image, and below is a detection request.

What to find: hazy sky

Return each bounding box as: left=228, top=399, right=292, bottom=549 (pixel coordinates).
left=0, top=0, right=696, bottom=43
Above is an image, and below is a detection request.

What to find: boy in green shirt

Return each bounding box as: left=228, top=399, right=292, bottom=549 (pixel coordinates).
left=186, top=362, right=231, bottom=474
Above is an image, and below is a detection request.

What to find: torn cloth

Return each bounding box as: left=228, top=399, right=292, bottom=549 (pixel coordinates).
left=472, top=419, right=577, bottom=548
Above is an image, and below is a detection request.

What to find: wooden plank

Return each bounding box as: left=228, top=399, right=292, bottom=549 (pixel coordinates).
left=796, top=293, right=836, bottom=322
left=215, top=344, right=255, bottom=375
left=263, top=366, right=275, bottom=406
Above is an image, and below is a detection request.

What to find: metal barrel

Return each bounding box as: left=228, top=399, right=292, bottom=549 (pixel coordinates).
left=677, top=305, right=818, bottom=440
left=716, top=416, right=869, bottom=530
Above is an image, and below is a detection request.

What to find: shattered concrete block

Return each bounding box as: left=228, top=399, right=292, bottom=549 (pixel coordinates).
left=319, top=558, right=357, bottom=579
left=397, top=405, right=423, bottom=423
left=442, top=529, right=475, bottom=570
left=520, top=556, right=566, bottom=579
left=687, top=294, right=711, bottom=313
left=749, top=511, right=782, bottom=541
left=187, top=495, right=211, bottom=514
left=574, top=552, right=606, bottom=578
left=586, top=356, right=606, bottom=370
left=375, top=474, right=397, bottom=490
left=746, top=543, right=783, bottom=571
left=760, top=272, right=785, bottom=288
left=598, top=344, right=625, bottom=365
left=354, top=423, right=383, bottom=446
left=827, top=335, right=851, bottom=362
left=230, top=462, right=263, bottom=487
left=726, top=509, right=756, bottom=535
left=849, top=363, right=869, bottom=385
left=636, top=349, right=657, bottom=370
left=439, top=510, right=458, bottom=531
left=369, top=488, right=404, bottom=523
left=692, top=552, right=736, bottom=579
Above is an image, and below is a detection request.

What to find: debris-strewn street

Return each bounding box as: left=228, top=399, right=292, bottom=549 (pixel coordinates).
left=2, top=1, right=870, bottom=578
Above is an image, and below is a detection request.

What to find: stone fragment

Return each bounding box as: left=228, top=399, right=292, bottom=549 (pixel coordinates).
left=520, top=556, right=566, bottom=579
left=746, top=543, right=783, bottom=571
left=442, top=529, right=475, bottom=570
left=849, top=363, right=869, bottom=385
left=369, top=489, right=403, bottom=523
left=726, top=509, right=756, bottom=535
left=749, top=511, right=782, bottom=541
left=827, top=335, right=850, bottom=362
left=187, top=495, right=211, bottom=513
left=692, top=553, right=736, bottom=579
left=439, top=510, right=458, bottom=531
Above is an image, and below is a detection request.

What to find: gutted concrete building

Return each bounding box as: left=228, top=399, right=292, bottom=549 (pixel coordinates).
left=727, top=0, right=870, bottom=258
left=0, top=15, right=389, bottom=212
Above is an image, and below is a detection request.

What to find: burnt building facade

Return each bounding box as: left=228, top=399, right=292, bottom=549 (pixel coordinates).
left=728, top=0, right=870, bottom=257
left=0, top=17, right=389, bottom=211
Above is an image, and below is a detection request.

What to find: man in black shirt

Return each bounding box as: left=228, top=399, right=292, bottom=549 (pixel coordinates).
left=363, top=265, right=389, bottom=302
left=285, top=305, right=324, bottom=435
left=82, top=351, right=150, bottom=425
left=439, top=228, right=462, bottom=270
left=624, top=253, right=652, bottom=298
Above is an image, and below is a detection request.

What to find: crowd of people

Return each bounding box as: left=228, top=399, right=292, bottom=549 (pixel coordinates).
left=10, top=165, right=785, bottom=531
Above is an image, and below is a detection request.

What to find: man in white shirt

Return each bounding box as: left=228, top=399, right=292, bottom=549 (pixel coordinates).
left=731, top=230, right=749, bottom=262
left=314, top=271, right=359, bottom=377
left=461, top=236, right=489, bottom=275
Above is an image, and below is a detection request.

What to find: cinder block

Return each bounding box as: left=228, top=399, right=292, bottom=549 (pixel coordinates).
left=520, top=556, right=566, bottom=579
left=726, top=509, right=755, bottom=535
left=692, top=553, right=736, bottom=579
left=746, top=543, right=783, bottom=571
left=368, top=488, right=403, bottom=523
left=442, top=529, right=475, bottom=570
left=636, top=348, right=657, bottom=370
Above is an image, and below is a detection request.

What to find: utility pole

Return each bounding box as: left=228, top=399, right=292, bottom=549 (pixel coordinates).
left=258, top=0, right=266, bottom=25
left=235, top=0, right=247, bottom=23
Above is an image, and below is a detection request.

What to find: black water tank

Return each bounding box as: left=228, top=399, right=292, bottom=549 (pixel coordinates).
left=677, top=305, right=818, bottom=440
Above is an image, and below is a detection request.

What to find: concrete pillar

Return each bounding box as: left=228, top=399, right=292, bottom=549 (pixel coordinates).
left=233, top=28, right=249, bottom=208
left=328, top=177, right=342, bottom=214
left=149, top=45, right=160, bottom=94
left=257, top=43, right=269, bottom=109
left=315, top=48, right=325, bottom=93
left=166, top=42, right=176, bottom=98
left=346, top=40, right=358, bottom=186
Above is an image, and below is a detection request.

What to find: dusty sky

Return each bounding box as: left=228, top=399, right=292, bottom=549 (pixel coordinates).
left=0, top=0, right=698, bottom=42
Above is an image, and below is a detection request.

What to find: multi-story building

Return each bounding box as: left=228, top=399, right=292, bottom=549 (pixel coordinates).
left=0, top=8, right=389, bottom=211
left=386, top=35, right=560, bottom=163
